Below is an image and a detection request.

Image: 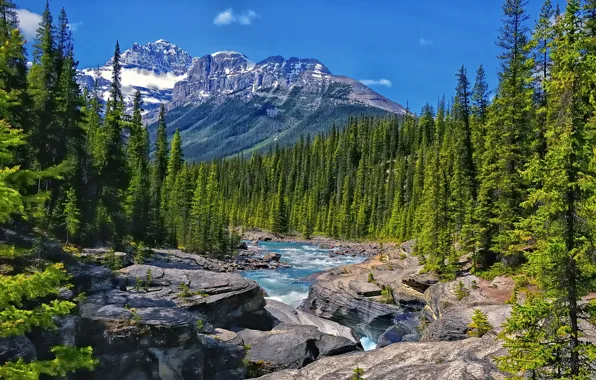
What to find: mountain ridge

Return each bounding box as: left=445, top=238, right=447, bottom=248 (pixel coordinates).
left=77, top=40, right=407, bottom=160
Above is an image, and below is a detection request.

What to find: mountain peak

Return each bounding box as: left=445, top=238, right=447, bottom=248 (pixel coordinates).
left=105, top=40, right=193, bottom=76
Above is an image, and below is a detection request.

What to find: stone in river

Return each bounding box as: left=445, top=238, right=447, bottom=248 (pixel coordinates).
left=263, top=253, right=281, bottom=262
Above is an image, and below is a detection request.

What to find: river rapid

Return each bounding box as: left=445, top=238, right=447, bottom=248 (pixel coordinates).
left=240, top=241, right=378, bottom=350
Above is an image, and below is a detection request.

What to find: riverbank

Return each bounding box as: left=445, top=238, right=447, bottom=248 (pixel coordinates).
left=243, top=228, right=398, bottom=258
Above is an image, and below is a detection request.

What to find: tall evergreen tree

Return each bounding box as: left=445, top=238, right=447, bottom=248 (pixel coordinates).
left=162, top=128, right=183, bottom=243
left=476, top=0, right=534, bottom=266
left=498, top=1, right=596, bottom=376
left=125, top=90, right=150, bottom=242
left=150, top=104, right=168, bottom=243
left=95, top=41, right=128, bottom=244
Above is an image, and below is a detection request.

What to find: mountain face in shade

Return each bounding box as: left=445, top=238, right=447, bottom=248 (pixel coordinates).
left=77, top=40, right=406, bottom=161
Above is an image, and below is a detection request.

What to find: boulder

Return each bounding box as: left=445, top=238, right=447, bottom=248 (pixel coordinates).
left=265, top=299, right=359, bottom=343
left=200, top=328, right=246, bottom=380
left=237, top=241, right=249, bottom=250
left=299, top=280, right=403, bottom=342
left=421, top=305, right=512, bottom=342
left=0, top=335, right=37, bottom=363
left=240, top=323, right=360, bottom=377
left=41, top=260, right=272, bottom=380
left=255, top=337, right=506, bottom=380
left=79, top=247, right=133, bottom=267
left=263, top=253, right=281, bottom=262
left=117, top=264, right=269, bottom=328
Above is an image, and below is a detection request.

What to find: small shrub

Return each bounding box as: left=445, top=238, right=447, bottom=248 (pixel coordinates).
left=455, top=281, right=469, bottom=300
left=367, top=273, right=375, bottom=283
left=467, top=309, right=492, bottom=337
left=352, top=367, right=365, bottom=380
left=132, top=242, right=148, bottom=264
left=196, top=319, right=205, bottom=332
left=471, top=279, right=479, bottom=289
left=178, top=283, right=208, bottom=298
left=380, top=286, right=394, bottom=304
left=244, top=359, right=268, bottom=378
left=399, top=252, right=407, bottom=260
left=144, top=269, right=153, bottom=290
left=63, top=244, right=80, bottom=256
left=129, top=308, right=141, bottom=325
left=134, top=277, right=143, bottom=291
left=387, top=263, right=394, bottom=271
left=107, top=249, right=122, bottom=270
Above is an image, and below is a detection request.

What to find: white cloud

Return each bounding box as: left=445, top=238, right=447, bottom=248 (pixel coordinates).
left=419, top=38, right=433, bottom=46
left=214, top=8, right=235, bottom=25
left=214, top=8, right=258, bottom=26
left=360, top=78, right=392, bottom=87
left=68, top=21, right=83, bottom=32
left=15, top=9, right=42, bottom=39
left=238, top=10, right=258, bottom=25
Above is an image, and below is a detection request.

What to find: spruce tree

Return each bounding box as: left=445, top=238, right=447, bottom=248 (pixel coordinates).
left=476, top=0, right=533, bottom=266
left=96, top=41, right=128, bottom=245
left=150, top=104, right=169, bottom=243
left=125, top=90, right=150, bottom=242
left=162, top=128, right=183, bottom=243
left=497, top=1, right=596, bottom=376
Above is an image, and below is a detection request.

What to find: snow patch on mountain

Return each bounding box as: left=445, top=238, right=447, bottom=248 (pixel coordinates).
left=77, top=39, right=406, bottom=117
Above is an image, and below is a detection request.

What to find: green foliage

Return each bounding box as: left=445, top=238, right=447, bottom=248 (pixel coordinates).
left=352, top=367, right=365, bottom=380
left=367, top=272, right=375, bottom=283
left=496, top=1, right=596, bottom=376
left=63, top=187, right=80, bottom=243
left=454, top=281, right=469, bottom=300
left=379, top=286, right=394, bottom=304
left=0, top=346, right=96, bottom=380
left=196, top=319, right=204, bottom=332
left=129, top=307, right=141, bottom=325
left=467, top=309, right=492, bottom=337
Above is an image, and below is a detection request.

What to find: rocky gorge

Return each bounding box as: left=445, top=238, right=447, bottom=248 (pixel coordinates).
left=1, top=231, right=521, bottom=380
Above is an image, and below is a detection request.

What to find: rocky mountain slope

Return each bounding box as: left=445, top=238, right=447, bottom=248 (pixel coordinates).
left=77, top=40, right=407, bottom=161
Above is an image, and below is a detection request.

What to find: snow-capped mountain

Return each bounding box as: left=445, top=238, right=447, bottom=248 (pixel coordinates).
left=77, top=40, right=407, bottom=160
left=170, top=52, right=405, bottom=114
left=77, top=40, right=193, bottom=113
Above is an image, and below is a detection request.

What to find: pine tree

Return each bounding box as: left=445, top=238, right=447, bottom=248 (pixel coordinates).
left=150, top=104, right=168, bottom=243
left=498, top=2, right=596, bottom=376
left=162, top=128, right=183, bottom=243
left=125, top=91, right=150, bottom=242
left=63, top=187, right=80, bottom=244
left=476, top=0, right=534, bottom=266
left=96, top=41, right=128, bottom=245
left=471, top=65, right=489, bottom=165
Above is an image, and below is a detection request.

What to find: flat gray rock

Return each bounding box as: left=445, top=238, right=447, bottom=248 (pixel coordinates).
left=265, top=299, right=359, bottom=343
left=256, top=337, right=506, bottom=380
left=348, top=279, right=382, bottom=297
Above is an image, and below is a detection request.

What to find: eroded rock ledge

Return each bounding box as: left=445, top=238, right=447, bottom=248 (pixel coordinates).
left=256, top=337, right=505, bottom=380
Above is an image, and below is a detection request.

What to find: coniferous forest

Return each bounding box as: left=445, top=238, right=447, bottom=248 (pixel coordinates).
left=0, top=0, right=595, bottom=378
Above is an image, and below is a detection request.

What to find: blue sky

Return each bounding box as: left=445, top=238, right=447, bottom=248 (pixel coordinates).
left=15, top=0, right=564, bottom=112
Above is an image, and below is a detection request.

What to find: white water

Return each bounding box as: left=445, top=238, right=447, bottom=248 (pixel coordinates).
left=240, top=241, right=377, bottom=351
left=241, top=241, right=365, bottom=307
